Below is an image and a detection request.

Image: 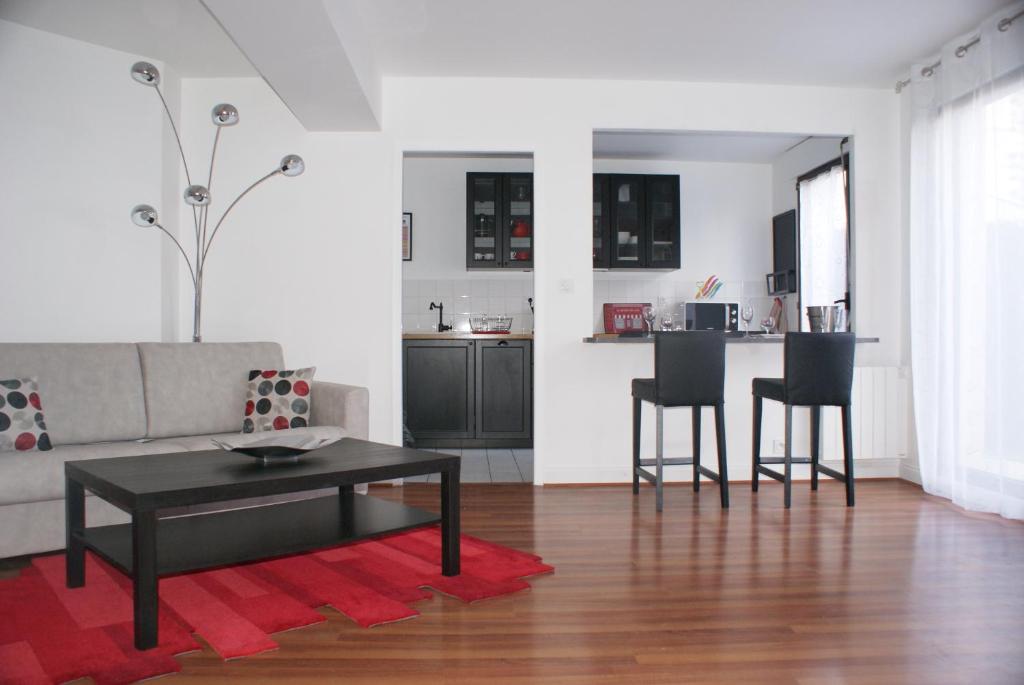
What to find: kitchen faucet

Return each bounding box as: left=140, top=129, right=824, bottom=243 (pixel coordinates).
left=429, top=301, right=452, bottom=332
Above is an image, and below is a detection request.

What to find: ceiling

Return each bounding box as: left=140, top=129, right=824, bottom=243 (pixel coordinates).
left=0, top=0, right=1013, bottom=92
left=348, top=0, right=1014, bottom=87
left=593, top=131, right=841, bottom=164
left=0, top=0, right=254, bottom=77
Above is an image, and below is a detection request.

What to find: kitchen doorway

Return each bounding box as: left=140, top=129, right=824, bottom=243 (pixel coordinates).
left=400, top=152, right=535, bottom=484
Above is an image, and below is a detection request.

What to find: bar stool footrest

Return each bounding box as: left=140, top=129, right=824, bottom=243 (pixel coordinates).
left=639, top=458, right=693, bottom=467
left=759, top=456, right=812, bottom=465
left=815, top=464, right=848, bottom=482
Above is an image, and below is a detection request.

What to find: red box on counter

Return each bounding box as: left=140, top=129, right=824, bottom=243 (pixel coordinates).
left=603, top=303, right=650, bottom=334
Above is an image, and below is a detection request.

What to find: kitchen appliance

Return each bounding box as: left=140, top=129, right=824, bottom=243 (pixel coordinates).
left=603, top=303, right=650, bottom=334
left=682, top=301, right=740, bottom=332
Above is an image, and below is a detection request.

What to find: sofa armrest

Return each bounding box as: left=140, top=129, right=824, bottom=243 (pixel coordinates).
left=311, top=381, right=369, bottom=440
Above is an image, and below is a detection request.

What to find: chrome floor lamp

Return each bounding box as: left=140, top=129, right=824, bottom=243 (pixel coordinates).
left=128, top=61, right=305, bottom=342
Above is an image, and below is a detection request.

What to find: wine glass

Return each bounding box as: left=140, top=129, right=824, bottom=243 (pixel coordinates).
left=641, top=305, right=655, bottom=336
left=760, top=315, right=775, bottom=334
left=741, top=304, right=754, bottom=334
left=660, top=315, right=673, bottom=331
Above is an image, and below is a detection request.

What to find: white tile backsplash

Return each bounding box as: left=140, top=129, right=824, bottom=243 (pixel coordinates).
left=404, top=277, right=535, bottom=332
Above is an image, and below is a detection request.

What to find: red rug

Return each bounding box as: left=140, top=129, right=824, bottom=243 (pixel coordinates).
left=0, top=525, right=553, bottom=684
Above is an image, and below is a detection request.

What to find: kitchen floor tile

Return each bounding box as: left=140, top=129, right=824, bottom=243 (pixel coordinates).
left=488, top=449, right=521, bottom=482
left=513, top=449, right=534, bottom=482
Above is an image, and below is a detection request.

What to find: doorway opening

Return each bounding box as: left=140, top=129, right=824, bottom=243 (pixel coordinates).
left=400, top=152, right=535, bottom=484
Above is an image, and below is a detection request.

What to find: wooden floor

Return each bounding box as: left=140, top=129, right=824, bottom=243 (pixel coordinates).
left=13, top=480, right=1024, bottom=683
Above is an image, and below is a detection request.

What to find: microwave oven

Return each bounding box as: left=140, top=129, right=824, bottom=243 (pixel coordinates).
left=683, top=301, right=740, bottom=332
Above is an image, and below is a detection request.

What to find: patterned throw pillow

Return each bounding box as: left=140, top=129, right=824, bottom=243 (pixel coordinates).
left=0, top=377, right=53, bottom=452
left=243, top=367, right=315, bottom=433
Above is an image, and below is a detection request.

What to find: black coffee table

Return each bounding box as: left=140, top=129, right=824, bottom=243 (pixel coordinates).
left=64, top=438, right=460, bottom=650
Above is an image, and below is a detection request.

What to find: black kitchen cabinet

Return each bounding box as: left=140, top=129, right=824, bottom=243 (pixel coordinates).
left=594, top=173, right=680, bottom=270
left=403, top=338, right=532, bottom=448
left=466, top=173, right=533, bottom=270
left=403, top=340, right=475, bottom=440
left=475, top=339, right=532, bottom=439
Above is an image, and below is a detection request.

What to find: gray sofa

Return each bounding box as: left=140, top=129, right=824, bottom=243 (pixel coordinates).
left=0, top=342, right=369, bottom=559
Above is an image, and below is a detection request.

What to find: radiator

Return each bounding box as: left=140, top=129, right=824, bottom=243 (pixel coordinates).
left=818, top=367, right=909, bottom=461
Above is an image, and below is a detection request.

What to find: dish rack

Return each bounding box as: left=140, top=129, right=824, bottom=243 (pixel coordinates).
left=470, top=315, right=513, bottom=334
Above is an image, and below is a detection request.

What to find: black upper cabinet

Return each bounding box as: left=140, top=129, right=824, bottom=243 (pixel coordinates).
left=592, top=174, right=611, bottom=269
left=466, top=172, right=533, bottom=270
left=595, top=173, right=680, bottom=270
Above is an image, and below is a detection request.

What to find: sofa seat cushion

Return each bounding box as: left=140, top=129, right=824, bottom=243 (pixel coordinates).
left=0, top=440, right=191, bottom=506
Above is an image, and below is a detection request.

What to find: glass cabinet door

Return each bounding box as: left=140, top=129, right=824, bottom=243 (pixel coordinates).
left=593, top=174, right=610, bottom=269
left=467, top=174, right=501, bottom=268
left=646, top=175, right=680, bottom=269
left=610, top=175, right=646, bottom=267
left=504, top=174, right=533, bottom=269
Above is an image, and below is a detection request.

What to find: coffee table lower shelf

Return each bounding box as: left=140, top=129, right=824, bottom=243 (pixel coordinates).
left=76, top=494, right=441, bottom=576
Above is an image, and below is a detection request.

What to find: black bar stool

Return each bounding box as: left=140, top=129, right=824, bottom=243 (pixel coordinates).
left=751, top=332, right=856, bottom=508
left=632, top=331, right=728, bottom=512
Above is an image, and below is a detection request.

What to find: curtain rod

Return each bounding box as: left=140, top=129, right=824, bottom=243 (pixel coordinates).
left=894, top=6, right=1023, bottom=93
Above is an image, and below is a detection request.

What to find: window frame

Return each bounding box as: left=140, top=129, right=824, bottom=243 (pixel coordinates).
left=795, top=151, right=853, bottom=332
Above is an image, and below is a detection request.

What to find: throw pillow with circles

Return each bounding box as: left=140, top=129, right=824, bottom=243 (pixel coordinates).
left=242, top=367, right=315, bottom=433
left=0, top=377, right=53, bottom=452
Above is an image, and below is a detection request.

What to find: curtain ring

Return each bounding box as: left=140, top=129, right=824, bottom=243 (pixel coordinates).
left=954, top=45, right=968, bottom=58
left=998, top=18, right=1011, bottom=31
left=921, top=66, right=934, bottom=78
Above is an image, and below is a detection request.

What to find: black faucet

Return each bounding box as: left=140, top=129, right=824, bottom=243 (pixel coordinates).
left=429, top=302, right=452, bottom=332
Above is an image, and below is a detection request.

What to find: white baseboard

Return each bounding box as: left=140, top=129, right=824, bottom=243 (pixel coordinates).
left=542, top=457, right=902, bottom=485
left=899, top=460, right=922, bottom=485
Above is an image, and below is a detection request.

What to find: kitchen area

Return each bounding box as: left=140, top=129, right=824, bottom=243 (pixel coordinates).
left=401, top=153, right=536, bottom=483
left=401, top=132, right=886, bottom=486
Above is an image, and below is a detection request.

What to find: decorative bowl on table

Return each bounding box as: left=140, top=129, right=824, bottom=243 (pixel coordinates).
left=211, top=433, right=340, bottom=465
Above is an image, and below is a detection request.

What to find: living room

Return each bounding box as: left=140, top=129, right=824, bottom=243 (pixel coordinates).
left=1, top=1, right=1022, bottom=683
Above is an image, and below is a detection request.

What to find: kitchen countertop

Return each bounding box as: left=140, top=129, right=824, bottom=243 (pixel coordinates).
left=403, top=332, right=534, bottom=340
left=583, top=333, right=879, bottom=344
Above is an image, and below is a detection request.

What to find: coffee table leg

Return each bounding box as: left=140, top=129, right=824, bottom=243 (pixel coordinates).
left=65, top=476, right=85, bottom=588
left=440, top=467, right=460, bottom=576
left=339, top=484, right=354, bottom=537
left=133, top=510, right=159, bottom=650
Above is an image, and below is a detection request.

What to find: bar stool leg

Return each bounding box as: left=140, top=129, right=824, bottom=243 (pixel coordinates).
left=714, top=401, right=729, bottom=509
left=632, top=397, right=641, bottom=495
left=751, top=396, right=762, bottom=492
left=810, top=405, right=821, bottom=491
left=656, top=404, right=665, bottom=512
left=784, top=404, right=793, bottom=509
left=842, top=404, right=855, bottom=507
left=691, top=406, right=701, bottom=492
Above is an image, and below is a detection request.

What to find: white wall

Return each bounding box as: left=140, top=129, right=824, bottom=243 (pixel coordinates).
left=0, top=20, right=173, bottom=342
left=176, top=78, right=398, bottom=444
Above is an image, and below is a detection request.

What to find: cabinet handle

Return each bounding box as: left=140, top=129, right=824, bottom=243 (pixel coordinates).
left=498, top=340, right=509, bottom=346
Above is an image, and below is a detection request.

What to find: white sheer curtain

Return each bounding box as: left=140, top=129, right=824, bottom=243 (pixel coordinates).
left=799, top=166, right=848, bottom=330
left=908, top=2, right=1024, bottom=519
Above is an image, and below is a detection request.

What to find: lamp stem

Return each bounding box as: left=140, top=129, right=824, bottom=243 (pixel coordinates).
left=153, top=222, right=196, bottom=287
left=154, top=85, right=193, bottom=187
left=201, top=169, right=280, bottom=266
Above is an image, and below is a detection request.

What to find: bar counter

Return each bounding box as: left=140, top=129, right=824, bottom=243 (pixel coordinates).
left=583, top=333, right=879, bottom=344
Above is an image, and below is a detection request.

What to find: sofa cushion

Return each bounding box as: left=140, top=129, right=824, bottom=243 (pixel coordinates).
left=243, top=367, right=316, bottom=433
left=0, top=343, right=147, bottom=445
left=0, top=439, right=190, bottom=506
left=0, top=377, right=53, bottom=452
left=137, top=342, right=285, bottom=439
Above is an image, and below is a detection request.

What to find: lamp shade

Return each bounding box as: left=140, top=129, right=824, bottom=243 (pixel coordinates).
left=279, top=154, right=305, bottom=177
left=130, top=62, right=160, bottom=87
left=130, top=204, right=159, bottom=226
left=211, top=103, right=239, bottom=126
left=183, top=185, right=211, bottom=206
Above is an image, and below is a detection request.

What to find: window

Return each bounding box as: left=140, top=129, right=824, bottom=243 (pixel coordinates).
left=797, top=156, right=851, bottom=330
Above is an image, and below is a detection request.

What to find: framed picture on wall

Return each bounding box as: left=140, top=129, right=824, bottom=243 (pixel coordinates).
left=401, top=212, right=413, bottom=261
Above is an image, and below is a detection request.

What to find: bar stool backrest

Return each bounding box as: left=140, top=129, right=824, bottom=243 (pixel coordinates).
left=654, top=331, right=726, bottom=407
left=783, top=332, right=855, bottom=406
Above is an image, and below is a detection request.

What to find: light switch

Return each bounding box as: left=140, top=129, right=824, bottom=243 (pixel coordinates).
left=558, top=279, right=575, bottom=293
